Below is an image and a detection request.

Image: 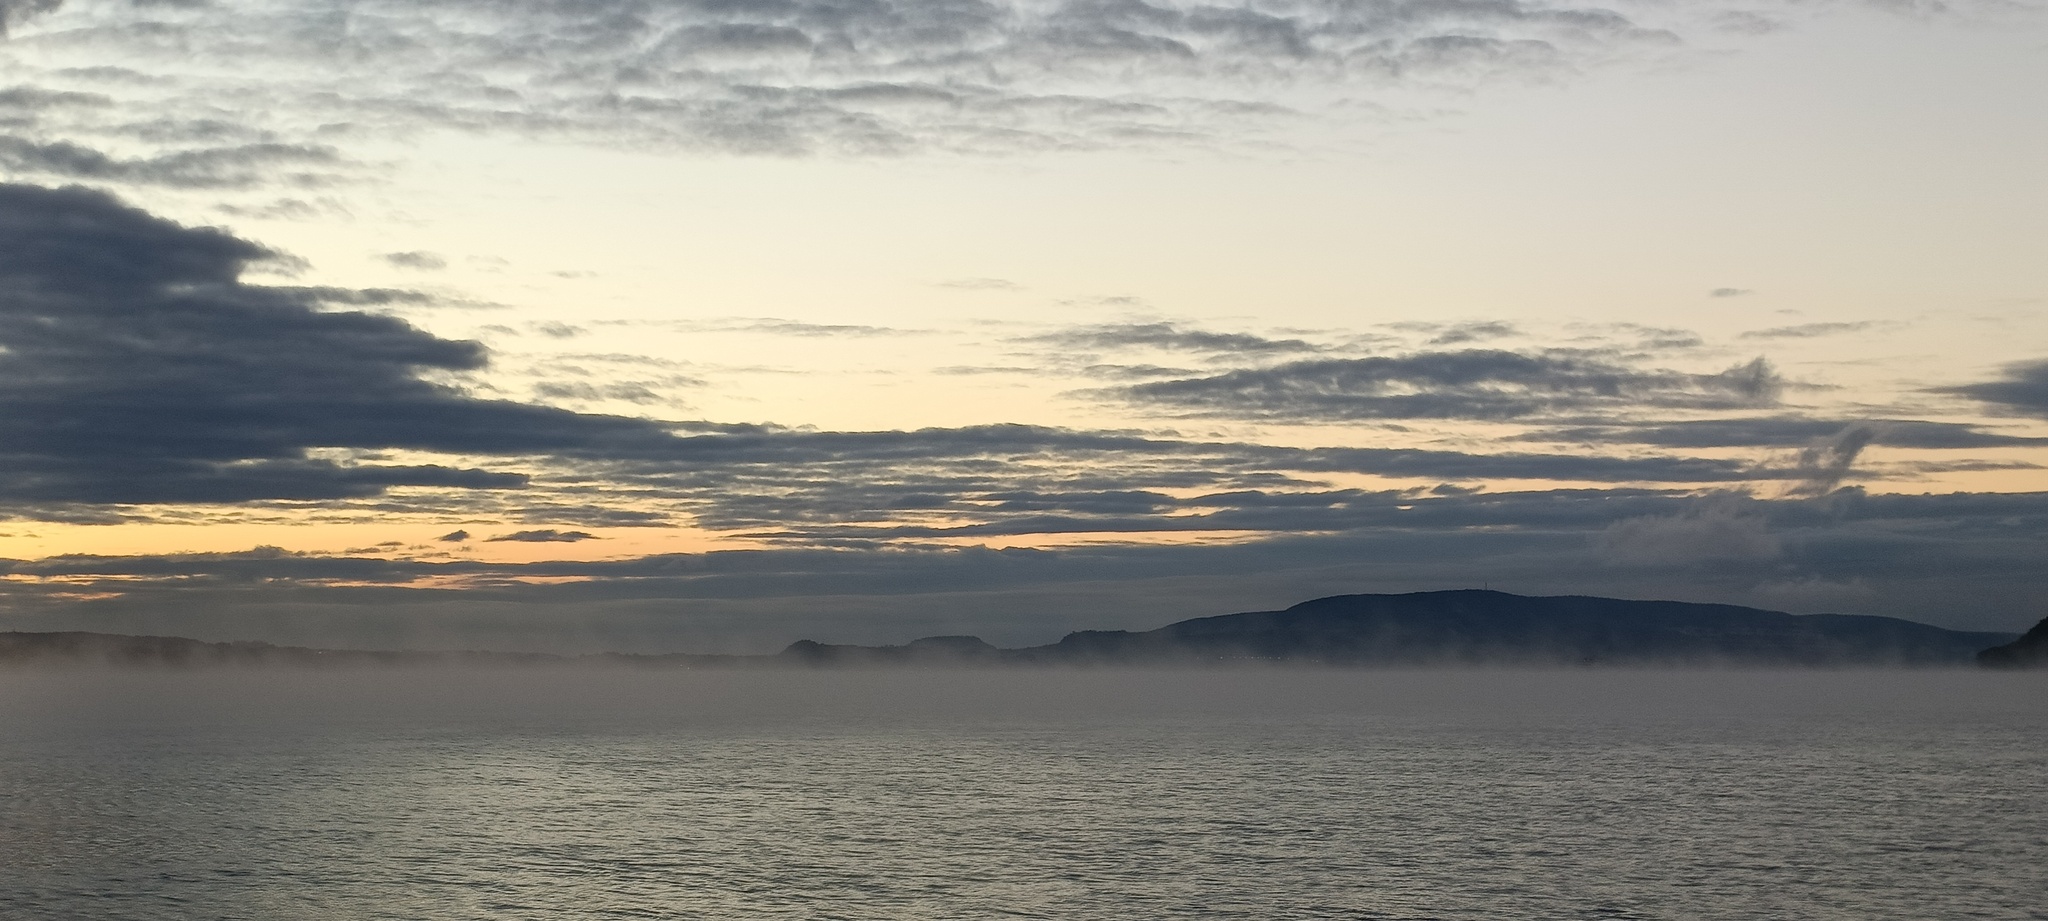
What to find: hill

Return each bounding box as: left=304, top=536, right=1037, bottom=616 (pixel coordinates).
left=787, top=590, right=2014, bottom=667
left=1977, top=615, right=2048, bottom=668
left=3, top=591, right=2020, bottom=668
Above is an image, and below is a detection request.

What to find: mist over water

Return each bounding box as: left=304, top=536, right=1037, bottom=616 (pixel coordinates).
left=4, top=668, right=2044, bottom=920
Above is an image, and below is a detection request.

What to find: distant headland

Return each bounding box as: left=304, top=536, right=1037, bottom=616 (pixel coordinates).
left=779, top=590, right=2017, bottom=668
left=1976, top=614, right=2048, bottom=668
left=0, top=590, right=2027, bottom=669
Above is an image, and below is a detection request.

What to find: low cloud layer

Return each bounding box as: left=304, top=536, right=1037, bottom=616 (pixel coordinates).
left=7, top=485, right=2047, bottom=649
left=1537, top=416, right=2048, bottom=450
left=0, top=136, right=349, bottom=189
left=1021, top=321, right=1322, bottom=358
left=1739, top=321, right=1875, bottom=340
left=487, top=529, right=599, bottom=542
left=1597, top=500, right=1780, bottom=565
left=1100, top=351, right=1785, bottom=421
left=1945, top=359, right=2048, bottom=419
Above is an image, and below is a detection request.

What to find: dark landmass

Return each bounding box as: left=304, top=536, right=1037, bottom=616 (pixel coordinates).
left=779, top=634, right=1005, bottom=666
left=784, top=590, right=2013, bottom=667
left=2, top=591, right=2023, bottom=669
left=1977, top=615, right=2048, bottom=668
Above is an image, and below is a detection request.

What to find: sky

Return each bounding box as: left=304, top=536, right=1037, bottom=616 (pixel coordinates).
left=0, top=0, right=2043, bottom=653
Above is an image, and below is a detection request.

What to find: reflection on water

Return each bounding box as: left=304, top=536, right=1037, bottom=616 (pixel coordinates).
left=2, top=668, right=2044, bottom=920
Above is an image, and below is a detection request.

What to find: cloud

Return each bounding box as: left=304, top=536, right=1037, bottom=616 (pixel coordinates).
left=531, top=381, right=673, bottom=404
left=1781, top=424, right=1877, bottom=498
left=737, top=319, right=913, bottom=337
left=1597, top=500, right=1781, bottom=565
left=1100, top=351, right=1785, bottom=421
left=1078, top=363, right=1202, bottom=380
left=938, top=278, right=1023, bottom=290
left=1713, top=12, right=1782, bottom=35
left=0, top=190, right=1882, bottom=546
left=659, top=317, right=919, bottom=337
left=1709, top=287, right=1753, bottom=298
left=572, top=422, right=1814, bottom=541
left=0, top=0, right=1697, bottom=169
left=1739, top=321, right=1875, bottom=340
left=0, top=85, right=110, bottom=112
left=0, top=136, right=348, bottom=188
left=1536, top=417, right=2048, bottom=449
left=214, top=197, right=342, bottom=221
left=436, top=529, right=470, bottom=542
left=486, top=529, right=598, bottom=543
left=1022, top=321, right=1321, bottom=357
left=1585, top=322, right=1704, bottom=352
left=1429, top=322, right=1519, bottom=345
left=1941, top=359, right=2048, bottom=419
left=1391, top=320, right=1521, bottom=345
left=0, top=182, right=675, bottom=513
left=382, top=251, right=447, bottom=271
left=0, top=0, right=61, bottom=37
left=531, top=321, right=584, bottom=338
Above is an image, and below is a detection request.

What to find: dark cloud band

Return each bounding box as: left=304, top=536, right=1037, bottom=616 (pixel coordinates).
left=1943, top=360, right=2048, bottom=419
left=1098, top=351, right=1784, bottom=421
left=0, top=182, right=669, bottom=510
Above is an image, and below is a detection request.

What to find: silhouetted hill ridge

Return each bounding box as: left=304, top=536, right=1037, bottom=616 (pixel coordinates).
left=1027, top=590, right=2007, bottom=665
left=779, top=635, right=1002, bottom=665
left=1977, top=615, right=2048, bottom=668
left=3, top=590, right=2022, bottom=668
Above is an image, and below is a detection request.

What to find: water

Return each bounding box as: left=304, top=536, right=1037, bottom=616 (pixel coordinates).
left=2, top=668, right=2043, bottom=920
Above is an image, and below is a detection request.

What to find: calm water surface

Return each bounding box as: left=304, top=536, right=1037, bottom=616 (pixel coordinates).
left=1, top=668, right=2043, bottom=920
